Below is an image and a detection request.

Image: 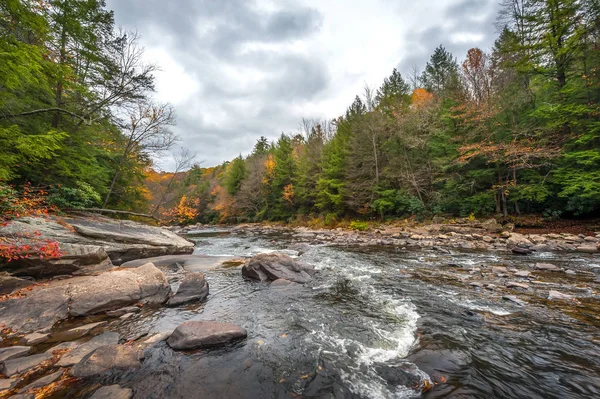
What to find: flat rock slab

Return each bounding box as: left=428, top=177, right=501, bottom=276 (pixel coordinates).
left=534, top=263, right=560, bottom=271
left=242, top=253, right=315, bottom=284
left=18, top=370, right=63, bottom=393
left=70, top=344, right=141, bottom=378
left=1, top=352, right=53, bottom=377
left=22, top=332, right=49, bottom=345
left=167, top=272, right=209, bottom=306
left=49, top=321, right=107, bottom=343
left=514, top=270, right=531, bottom=278
left=506, top=282, right=529, bottom=289
left=548, top=290, right=574, bottom=300
left=0, top=272, right=34, bottom=295
left=502, top=295, right=527, bottom=307
left=121, top=254, right=243, bottom=272
left=0, top=376, right=19, bottom=392
left=0, top=264, right=169, bottom=333
left=167, top=321, right=247, bottom=350
left=56, top=331, right=120, bottom=367
left=90, top=385, right=133, bottom=399
left=0, top=346, right=31, bottom=362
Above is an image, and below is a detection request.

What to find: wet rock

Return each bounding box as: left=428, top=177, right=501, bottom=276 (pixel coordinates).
left=18, top=370, right=63, bottom=393
left=121, top=254, right=242, bottom=272
left=56, top=332, right=120, bottom=367
left=50, top=321, right=107, bottom=342
left=106, top=306, right=140, bottom=317
left=576, top=245, right=598, bottom=254
left=565, top=269, right=576, bottom=275
left=514, top=270, right=531, bottom=278
left=506, top=282, right=529, bottom=289
left=0, top=347, right=31, bottom=363
left=167, top=321, right=247, bottom=350
left=374, top=361, right=432, bottom=392
left=492, top=266, right=508, bottom=274
left=22, top=332, right=49, bottom=345
left=0, top=352, right=53, bottom=377
left=287, top=243, right=312, bottom=255
left=0, top=272, right=34, bottom=295
left=548, top=290, right=574, bottom=300
left=167, top=272, right=209, bottom=306
left=120, top=312, right=135, bottom=320
left=242, top=253, right=314, bottom=284
left=502, top=295, right=526, bottom=306
left=534, top=263, right=560, bottom=271
left=89, top=385, right=133, bottom=399
left=70, top=344, right=141, bottom=378
left=507, top=233, right=531, bottom=246
left=511, top=247, right=533, bottom=255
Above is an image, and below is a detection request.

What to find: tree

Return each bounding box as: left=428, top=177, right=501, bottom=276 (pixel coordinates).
left=420, top=45, right=460, bottom=94
left=224, top=155, right=247, bottom=196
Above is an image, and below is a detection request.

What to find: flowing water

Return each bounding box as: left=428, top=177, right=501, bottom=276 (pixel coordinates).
left=70, top=229, right=600, bottom=399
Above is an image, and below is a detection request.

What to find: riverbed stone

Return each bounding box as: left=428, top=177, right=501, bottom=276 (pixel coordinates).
left=506, top=282, right=529, bottom=289
left=50, top=321, right=107, bottom=342
left=514, top=270, right=531, bottom=278
left=0, top=352, right=53, bottom=377
left=270, top=279, right=299, bottom=288
left=56, top=332, right=120, bottom=367
left=0, top=346, right=31, bottom=362
left=22, top=332, right=49, bottom=345
left=534, top=263, right=560, bottom=271
left=167, top=272, right=209, bottom=306
left=502, top=295, right=526, bottom=306
left=576, top=245, right=598, bottom=254
left=106, top=306, right=140, bottom=317
left=70, top=344, right=141, bottom=378
left=18, top=370, right=63, bottom=393
left=548, top=290, right=574, bottom=300
left=0, top=273, right=34, bottom=295
left=89, top=385, right=133, bottom=399
left=167, top=321, right=247, bottom=350
left=242, top=253, right=314, bottom=284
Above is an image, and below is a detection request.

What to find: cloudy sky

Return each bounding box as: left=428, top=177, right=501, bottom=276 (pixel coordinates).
left=105, top=0, right=501, bottom=170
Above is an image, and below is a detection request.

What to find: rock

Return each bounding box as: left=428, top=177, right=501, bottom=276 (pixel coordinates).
left=89, top=385, right=133, bottom=399
left=70, top=344, right=141, bottom=378
left=121, top=254, right=242, bottom=272
left=287, top=243, right=312, bottom=255
left=576, top=245, right=598, bottom=254
left=0, top=377, right=19, bottom=392
left=514, top=270, right=531, bottom=278
left=241, top=253, right=314, bottom=284
left=506, top=282, right=529, bottom=289
left=511, top=247, right=533, bottom=255
left=480, top=219, right=502, bottom=232
left=0, top=264, right=169, bottom=334
left=167, top=321, right=247, bottom=350
left=10, top=395, right=34, bottom=399
left=499, top=231, right=511, bottom=239
left=492, top=266, right=508, bottom=274
left=565, top=269, right=576, bottom=275
left=482, top=235, right=494, bottom=243
left=106, top=306, right=140, bottom=317
left=167, top=272, right=209, bottom=306
left=502, top=295, right=526, bottom=306
left=18, top=370, right=63, bottom=393
left=0, top=347, right=31, bottom=362
left=534, top=263, right=560, bottom=271
left=548, top=290, right=574, bottom=300
left=0, top=352, right=53, bottom=377
left=439, top=225, right=486, bottom=235
left=22, top=332, right=49, bottom=345
left=0, top=215, right=194, bottom=277
left=0, top=272, right=34, bottom=295
left=507, top=233, right=531, bottom=246
left=50, top=321, right=107, bottom=342
left=120, top=313, right=135, bottom=320
left=56, top=332, right=120, bottom=367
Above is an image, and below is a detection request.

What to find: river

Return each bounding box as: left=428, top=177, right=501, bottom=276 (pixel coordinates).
left=85, top=228, right=600, bottom=399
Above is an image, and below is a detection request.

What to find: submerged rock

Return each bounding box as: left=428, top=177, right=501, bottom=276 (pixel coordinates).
left=167, top=321, right=247, bottom=350
left=70, top=344, right=141, bottom=378
left=242, top=253, right=315, bottom=284
left=167, top=272, right=209, bottom=306
left=121, top=254, right=241, bottom=272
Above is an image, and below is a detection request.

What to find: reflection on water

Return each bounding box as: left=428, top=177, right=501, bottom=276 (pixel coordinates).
left=70, top=231, right=600, bottom=399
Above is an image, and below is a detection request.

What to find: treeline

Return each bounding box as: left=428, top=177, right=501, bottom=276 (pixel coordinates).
left=169, top=0, right=599, bottom=224
left=0, top=0, right=177, bottom=213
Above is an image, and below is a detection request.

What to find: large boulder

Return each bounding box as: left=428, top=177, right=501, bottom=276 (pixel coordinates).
left=0, top=215, right=194, bottom=280
left=241, top=253, right=315, bottom=284
left=167, top=321, right=247, bottom=350
left=167, top=273, right=209, bottom=306
left=0, top=264, right=169, bottom=333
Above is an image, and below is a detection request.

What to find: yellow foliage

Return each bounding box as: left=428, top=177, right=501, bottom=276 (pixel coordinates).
left=263, top=154, right=276, bottom=183
left=283, top=183, right=294, bottom=203
left=411, top=88, right=434, bottom=109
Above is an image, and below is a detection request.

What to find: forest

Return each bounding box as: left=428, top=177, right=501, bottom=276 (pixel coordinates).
left=1, top=0, right=599, bottom=226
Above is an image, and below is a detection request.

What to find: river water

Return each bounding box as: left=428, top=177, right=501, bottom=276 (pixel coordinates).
left=86, top=229, right=600, bottom=399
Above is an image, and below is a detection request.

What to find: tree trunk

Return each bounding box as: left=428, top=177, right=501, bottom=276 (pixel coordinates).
left=52, top=28, right=67, bottom=128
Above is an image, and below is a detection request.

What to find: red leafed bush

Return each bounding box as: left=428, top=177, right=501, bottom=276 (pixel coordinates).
left=0, top=183, right=63, bottom=262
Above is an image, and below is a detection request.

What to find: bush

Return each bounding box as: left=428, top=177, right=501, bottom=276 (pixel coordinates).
left=48, top=181, right=101, bottom=210
left=349, top=220, right=369, bottom=231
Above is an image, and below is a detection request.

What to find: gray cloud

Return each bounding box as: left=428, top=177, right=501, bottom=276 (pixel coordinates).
left=106, top=0, right=501, bottom=169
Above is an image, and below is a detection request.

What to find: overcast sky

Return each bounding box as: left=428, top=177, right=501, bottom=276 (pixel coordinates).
left=105, top=0, right=501, bottom=170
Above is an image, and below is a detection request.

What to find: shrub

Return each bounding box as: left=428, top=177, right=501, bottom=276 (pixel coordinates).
left=48, top=181, right=101, bottom=210
left=349, top=220, right=369, bottom=231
